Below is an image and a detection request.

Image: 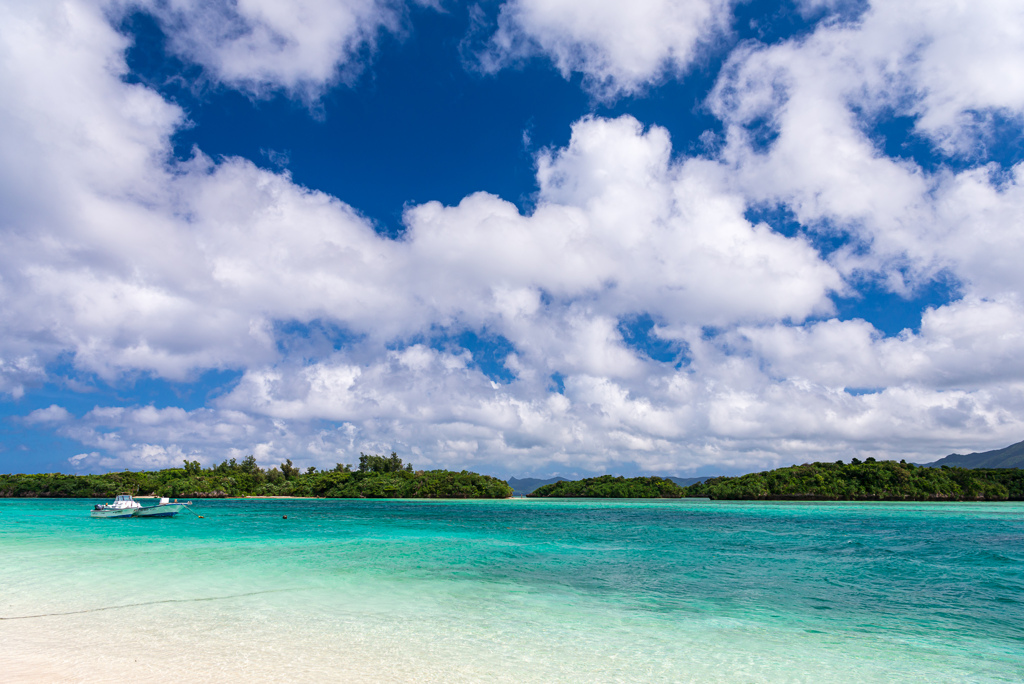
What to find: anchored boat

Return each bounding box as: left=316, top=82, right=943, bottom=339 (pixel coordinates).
left=90, top=494, right=141, bottom=518
left=90, top=495, right=193, bottom=518
left=135, top=497, right=191, bottom=518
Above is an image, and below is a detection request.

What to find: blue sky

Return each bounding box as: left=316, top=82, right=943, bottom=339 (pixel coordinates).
left=2, top=0, right=1024, bottom=477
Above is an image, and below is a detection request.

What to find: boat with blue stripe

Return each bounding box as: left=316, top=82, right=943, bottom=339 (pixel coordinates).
left=91, top=495, right=192, bottom=518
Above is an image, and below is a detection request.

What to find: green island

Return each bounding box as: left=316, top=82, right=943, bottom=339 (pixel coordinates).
left=6, top=453, right=1024, bottom=502
left=682, top=459, right=1024, bottom=501
left=0, top=452, right=512, bottom=499
left=529, top=475, right=685, bottom=498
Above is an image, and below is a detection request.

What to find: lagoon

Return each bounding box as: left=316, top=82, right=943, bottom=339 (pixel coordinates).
left=2, top=498, right=1022, bottom=682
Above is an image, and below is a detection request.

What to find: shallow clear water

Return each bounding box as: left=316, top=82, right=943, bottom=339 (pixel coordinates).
left=2, top=498, right=1022, bottom=682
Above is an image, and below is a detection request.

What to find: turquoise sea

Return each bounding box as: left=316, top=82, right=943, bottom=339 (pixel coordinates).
left=2, top=498, right=1023, bottom=682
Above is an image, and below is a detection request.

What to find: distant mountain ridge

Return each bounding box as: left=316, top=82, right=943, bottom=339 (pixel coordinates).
left=507, top=477, right=567, bottom=496
left=666, top=476, right=715, bottom=488
left=927, top=440, right=1024, bottom=469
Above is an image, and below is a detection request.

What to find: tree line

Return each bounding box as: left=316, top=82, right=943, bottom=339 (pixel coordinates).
left=0, top=452, right=512, bottom=499
left=683, top=460, right=1024, bottom=501
left=5, top=456, right=1022, bottom=501
left=515, top=461, right=1024, bottom=500
left=529, top=475, right=685, bottom=498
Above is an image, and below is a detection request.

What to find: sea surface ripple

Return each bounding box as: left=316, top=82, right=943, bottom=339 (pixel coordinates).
left=1, top=498, right=1022, bottom=682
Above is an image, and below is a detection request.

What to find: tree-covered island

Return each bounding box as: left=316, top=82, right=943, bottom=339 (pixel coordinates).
left=0, top=452, right=513, bottom=499
left=6, top=454, right=1023, bottom=501
left=525, top=461, right=1024, bottom=500
left=529, top=475, right=686, bottom=498
left=683, top=459, right=1024, bottom=501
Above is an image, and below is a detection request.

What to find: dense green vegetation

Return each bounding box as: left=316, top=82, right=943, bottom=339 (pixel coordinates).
left=9, top=453, right=1021, bottom=502
left=529, top=475, right=685, bottom=498
left=0, top=453, right=512, bottom=499
left=682, top=459, right=1024, bottom=501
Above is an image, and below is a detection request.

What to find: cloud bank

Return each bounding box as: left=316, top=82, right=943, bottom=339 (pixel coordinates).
left=3, top=0, right=1024, bottom=475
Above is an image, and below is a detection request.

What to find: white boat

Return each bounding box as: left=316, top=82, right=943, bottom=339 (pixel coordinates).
left=90, top=494, right=141, bottom=518
left=134, top=497, right=191, bottom=518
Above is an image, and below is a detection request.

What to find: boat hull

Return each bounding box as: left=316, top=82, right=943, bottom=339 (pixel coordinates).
left=134, top=503, right=187, bottom=518
left=90, top=507, right=138, bottom=519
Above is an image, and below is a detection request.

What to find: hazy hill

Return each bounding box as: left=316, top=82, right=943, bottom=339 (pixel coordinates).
left=926, top=440, right=1024, bottom=469
left=507, top=477, right=567, bottom=496
left=509, top=475, right=714, bottom=496
left=666, top=476, right=715, bottom=487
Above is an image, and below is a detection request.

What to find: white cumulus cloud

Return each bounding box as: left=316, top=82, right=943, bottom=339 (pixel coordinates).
left=477, top=0, right=734, bottom=97
left=710, top=0, right=1024, bottom=296
left=124, top=0, right=428, bottom=97
left=4, top=0, right=1024, bottom=475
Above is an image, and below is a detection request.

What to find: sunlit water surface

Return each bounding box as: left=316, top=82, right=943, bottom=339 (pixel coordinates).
left=2, top=498, right=1022, bottom=682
